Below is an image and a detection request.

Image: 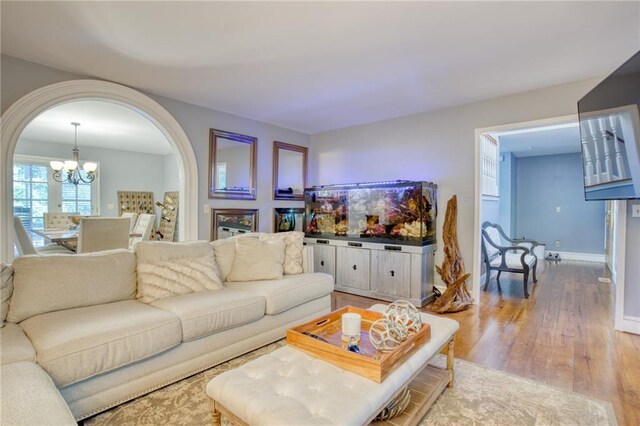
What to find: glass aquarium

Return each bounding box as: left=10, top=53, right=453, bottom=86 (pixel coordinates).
left=304, top=180, right=437, bottom=246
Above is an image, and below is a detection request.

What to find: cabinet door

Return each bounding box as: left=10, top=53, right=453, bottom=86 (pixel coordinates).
left=371, top=250, right=411, bottom=298
left=336, top=247, right=370, bottom=290
left=313, top=244, right=336, bottom=277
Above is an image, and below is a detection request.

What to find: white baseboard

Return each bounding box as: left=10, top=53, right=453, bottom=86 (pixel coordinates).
left=552, top=251, right=605, bottom=263
left=617, top=315, right=640, bottom=335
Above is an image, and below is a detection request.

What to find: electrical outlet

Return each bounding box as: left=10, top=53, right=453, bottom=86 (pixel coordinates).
left=203, top=204, right=210, bottom=214
left=107, top=203, right=115, bottom=210
left=555, top=240, right=560, bottom=248
left=633, top=204, right=640, bottom=218
left=556, top=206, right=561, bottom=213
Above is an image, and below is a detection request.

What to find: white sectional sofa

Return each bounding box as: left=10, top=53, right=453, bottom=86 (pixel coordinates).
left=0, top=236, right=333, bottom=424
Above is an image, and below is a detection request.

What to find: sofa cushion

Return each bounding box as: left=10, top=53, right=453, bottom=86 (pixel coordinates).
left=225, top=273, right=334, bottom=315
left=7, top=249, right=136, bottom=323
left=151, top=288, right=266, bottom=342
left=260, top=232, right=304, bottom=275
left=1, top=362, right=76, bottom=425
left=227, top=238, right=286, bottom=282
left=0, top=322, right=36, bottom=365
left=20, top=300, right=182, bottom=387
left=136, top=241, right=223, bottom=304
left=1, top=263, right=13, bottom=327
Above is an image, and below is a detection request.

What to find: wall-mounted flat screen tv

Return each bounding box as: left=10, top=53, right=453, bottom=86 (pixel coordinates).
left=578, top=50, right=640, bottom=200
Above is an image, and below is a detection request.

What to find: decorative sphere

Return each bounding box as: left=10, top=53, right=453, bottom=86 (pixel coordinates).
left=369, top=319, right=405, bottom=352
left=383, top=300, right=422, bottom=336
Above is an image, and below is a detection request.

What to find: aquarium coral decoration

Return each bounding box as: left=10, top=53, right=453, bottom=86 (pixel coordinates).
left=431, top=195, right=474, bottom=313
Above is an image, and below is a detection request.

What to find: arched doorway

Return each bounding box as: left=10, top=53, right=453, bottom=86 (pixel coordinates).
left=1, top=79, right=198, bottom=261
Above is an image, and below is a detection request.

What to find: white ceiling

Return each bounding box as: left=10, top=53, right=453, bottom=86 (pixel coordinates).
left=2, top=2, right=639, bottom=134
left=499, top=124, right=581, bottom=158
left=19, top=100, right=173, bottom=155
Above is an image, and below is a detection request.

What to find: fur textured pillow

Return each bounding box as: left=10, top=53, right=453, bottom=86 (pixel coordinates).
left=227, top=238, right=286, bottom=282
left=136, top=241, right=223, bottom=304
left=259, top=231, right=304, bottom=275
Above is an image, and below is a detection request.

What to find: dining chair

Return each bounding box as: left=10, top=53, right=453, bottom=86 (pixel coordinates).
left=77, top=217, right=130, bottom=254
left=13, top=216, right=74, bottom=256
left=120, top=212, right=139, bottom=233
left=44, top=212, right=79, bottom=229
left=130, top=214, right=155, bottom=249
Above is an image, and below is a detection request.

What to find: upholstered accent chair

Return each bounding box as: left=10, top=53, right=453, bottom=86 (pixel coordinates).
left=76, top=217, right=130, bottom=254
left=120, top=212, right=139, bottom=233
left=481, top=222, right=539, bottom=298
left=43, top=212, right=79, bottom=229
left=130, top=214, right=155, bottom=249
left=13, top=217, right=74, bottom=256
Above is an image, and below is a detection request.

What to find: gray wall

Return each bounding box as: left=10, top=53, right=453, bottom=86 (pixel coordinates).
left=309, top=77, right=600, bottom=288
left=499, top=152, right=517, bottom=236
left=1, top=55, right=310, bottom=237
left=515, top=153, right=605, bottom=254
left=14, top=139, right=174, bottom=220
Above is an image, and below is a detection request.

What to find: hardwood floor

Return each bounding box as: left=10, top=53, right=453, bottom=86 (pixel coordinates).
left=331, top=260, right=640, bottom=425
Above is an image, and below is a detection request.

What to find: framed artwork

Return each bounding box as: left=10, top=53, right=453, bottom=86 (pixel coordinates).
left=210, top=208, right=258, bottom=240
left=274, top=208, right=305, bottom=233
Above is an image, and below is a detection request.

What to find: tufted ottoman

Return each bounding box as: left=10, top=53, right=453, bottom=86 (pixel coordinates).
left=206, top=305, right=459, bottom=425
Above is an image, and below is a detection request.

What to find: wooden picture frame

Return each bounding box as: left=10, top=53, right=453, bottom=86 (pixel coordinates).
left=273, top=141, right=308, bottom=201
left=209, top=129, right=257, bottom=200
left=210, top=208, right=259, bottom=241
left=274, top=208, right=305, bottom=233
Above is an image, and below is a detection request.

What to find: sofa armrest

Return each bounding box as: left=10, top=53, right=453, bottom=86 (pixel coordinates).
left=302, top=245, right=314, bottom=273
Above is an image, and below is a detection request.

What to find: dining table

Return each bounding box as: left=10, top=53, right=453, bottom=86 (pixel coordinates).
left=32, top=228, right=142, bottom=253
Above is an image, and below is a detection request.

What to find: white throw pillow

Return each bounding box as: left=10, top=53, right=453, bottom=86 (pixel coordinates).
left=136, top=241, right=223, bottom=304
left=259, top=232, right=304, bottom=275
left=227, top=238, right=286, bottom=282
left=211, top=233, right=263, bottom=282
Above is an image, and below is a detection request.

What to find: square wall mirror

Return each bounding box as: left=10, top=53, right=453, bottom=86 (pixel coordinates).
left=273, top=141, right=308, bottom=200
left=209, top=129, right=257, bottom=200
left=210, top=208, right=258, bottom=240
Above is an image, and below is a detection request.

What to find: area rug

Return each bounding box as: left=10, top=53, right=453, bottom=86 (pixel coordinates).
left=85, top=341, right=616, bottom=426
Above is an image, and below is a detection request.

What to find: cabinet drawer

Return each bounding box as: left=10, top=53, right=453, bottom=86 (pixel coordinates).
left=371, top=250, right=411, bottom=298
left=313, top=244, right=336, bottom=277
left=336, top=247, right=370, bottom=290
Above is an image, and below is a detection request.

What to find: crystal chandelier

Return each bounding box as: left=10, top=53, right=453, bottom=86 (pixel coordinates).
left=50, top=122, right=97, bottom=185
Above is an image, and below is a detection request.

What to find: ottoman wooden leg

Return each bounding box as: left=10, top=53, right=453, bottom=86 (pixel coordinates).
left=212, top=400, right=221, bottom=426
left=446, top=338, right=455, bottom=388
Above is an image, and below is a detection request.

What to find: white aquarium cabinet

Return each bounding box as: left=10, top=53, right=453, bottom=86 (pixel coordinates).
left=305, top=237, right=437, bottom=307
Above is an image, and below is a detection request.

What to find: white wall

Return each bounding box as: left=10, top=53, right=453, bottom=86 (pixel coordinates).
left=310, top=78, right=601, bottom=291
left=1, top=54, right=311, bottom=238
left=15, top=139, right=174, bottom=220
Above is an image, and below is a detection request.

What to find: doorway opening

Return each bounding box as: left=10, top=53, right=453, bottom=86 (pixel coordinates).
left=1, top=80, right=198, bottom=262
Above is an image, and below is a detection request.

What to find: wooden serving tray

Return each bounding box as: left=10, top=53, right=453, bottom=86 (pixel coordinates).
left=286, top=306, right=431, bottom=383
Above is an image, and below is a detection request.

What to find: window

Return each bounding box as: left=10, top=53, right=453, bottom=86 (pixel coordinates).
left=13, top=155, right=98, bottom=237
left=481, top=134, right=499, bottom=197
left=216, top=162, right=227, bottom=189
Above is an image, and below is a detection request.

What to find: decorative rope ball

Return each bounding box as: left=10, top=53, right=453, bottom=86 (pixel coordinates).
left=369, top=319, right=405, bottom=352
left=383, top=300, right=422, bottom=336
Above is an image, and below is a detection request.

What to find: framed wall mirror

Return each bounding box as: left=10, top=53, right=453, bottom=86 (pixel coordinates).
left=273, top=141, right=308, bottom=200
left=210, top=208, right=258, bottom=240
left=209, top=129, right=257, bottom=199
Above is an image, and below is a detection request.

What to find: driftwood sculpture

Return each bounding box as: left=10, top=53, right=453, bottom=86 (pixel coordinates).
left=431, top=195, right=474, bottom=313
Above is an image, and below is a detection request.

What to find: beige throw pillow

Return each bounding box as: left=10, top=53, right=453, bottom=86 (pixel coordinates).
left=211, top=233, right=263, bottom=282
left=259, top=232, right=304, bottom=275
left=1, top=263, right=14, bottom=327
left=136, top=241, right=223, bottom=303
left=227, top=238, right=286, bottom=282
